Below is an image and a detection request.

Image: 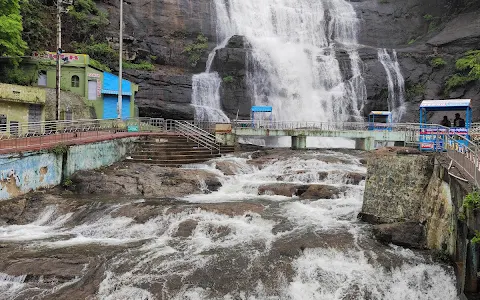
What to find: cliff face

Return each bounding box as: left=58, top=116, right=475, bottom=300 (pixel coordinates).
left=98, top=0, right=215, bottom=119
left=99, top=0, right=480, bottom=121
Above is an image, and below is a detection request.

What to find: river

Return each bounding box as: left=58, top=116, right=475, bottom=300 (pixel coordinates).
left=0, top=149, right=457, bottom=299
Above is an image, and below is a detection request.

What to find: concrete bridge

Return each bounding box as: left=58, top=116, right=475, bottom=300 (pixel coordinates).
left=216, top=121, right=420, bottom=150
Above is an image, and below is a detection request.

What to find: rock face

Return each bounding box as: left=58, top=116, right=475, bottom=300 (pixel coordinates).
left=360, top=152, right=434, bottom=224
left=98, top=0, right=480, bottom=121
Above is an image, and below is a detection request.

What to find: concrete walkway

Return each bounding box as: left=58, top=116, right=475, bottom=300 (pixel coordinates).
left=0, top=131, right=169, bottom=155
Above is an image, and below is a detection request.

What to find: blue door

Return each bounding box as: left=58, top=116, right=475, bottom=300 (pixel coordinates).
left=103, top=95, right=131, bottom=120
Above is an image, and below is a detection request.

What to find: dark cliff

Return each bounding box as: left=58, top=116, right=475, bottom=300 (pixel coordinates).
left=92, top=0, right=480, bottom=120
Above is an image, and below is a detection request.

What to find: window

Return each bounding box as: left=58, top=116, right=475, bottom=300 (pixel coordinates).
left=71, top=75, right=80, bottom=88
left=38, top=71, right=47, bottom=86
left=0, top=115, right=6, bottom=132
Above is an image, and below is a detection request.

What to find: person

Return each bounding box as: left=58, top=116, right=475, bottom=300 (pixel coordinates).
left=440, top=116, right=451, bottom=127
left=454, top=113, right=466, bottom=127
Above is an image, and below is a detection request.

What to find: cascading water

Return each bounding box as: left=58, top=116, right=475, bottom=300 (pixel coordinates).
left=191, top=41, right=230, bottom=123
left=378, top=49, right=407, bottom=122
left=0, top=151, right=459, bottom=299
left=209, top=0, right=367, bottom=122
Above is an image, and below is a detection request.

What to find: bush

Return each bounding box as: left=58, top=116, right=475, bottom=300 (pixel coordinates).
left=89, top=58, right=111, bottom=72
left=62, top=178, right=73, bottom=187
left=123, top=61, right=155, bottom=71
left=472, top=231, right=480, bottom=244
left=183, top=34, right=209, bottom=67
left=445, top=50, right=480, bottom=92
left=50, top=144, right=68, bottom=155
left=406, top=83, right=425, bottom=100
left=223, top=75, right=234, bottom=83
left=431, top=57, right=447, bottom=68
left=463, top=191, right=480, bottom=210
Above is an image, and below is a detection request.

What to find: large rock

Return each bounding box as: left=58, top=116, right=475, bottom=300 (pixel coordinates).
left=258, top=184, right=304, bottom=197
left=360, top=153, right=434, bottom=224
left=212, top=35, right=253, bottom=119
left=299, top=185, right=343, bottom=200
left=372, top=222, right=426, bottom=249
left=70, top=162, right=221, bottom=198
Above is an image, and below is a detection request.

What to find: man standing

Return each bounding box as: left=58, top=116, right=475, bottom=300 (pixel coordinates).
left=454, top=113, right=466, bottom=127
left=441, top=116, right=451, bottom=127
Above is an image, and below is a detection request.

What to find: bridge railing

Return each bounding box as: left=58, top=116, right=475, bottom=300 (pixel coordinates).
left=441, top=131, right=480, bottom=187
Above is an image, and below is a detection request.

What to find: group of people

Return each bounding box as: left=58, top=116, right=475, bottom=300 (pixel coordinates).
left=441, top=113, right=466, bottom=128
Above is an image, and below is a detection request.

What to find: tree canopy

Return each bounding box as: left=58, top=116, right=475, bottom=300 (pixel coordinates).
left=0, top=0, right=27, bottom=57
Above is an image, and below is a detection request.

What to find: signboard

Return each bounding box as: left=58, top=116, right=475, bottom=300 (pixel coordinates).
left=420, top=99, right=471, bottom=108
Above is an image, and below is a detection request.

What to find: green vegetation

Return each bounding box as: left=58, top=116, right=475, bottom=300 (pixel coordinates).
left=62, top=178, right=73, bottom=188
left=19, top=0, right=55, bottom=52
left=223, top=75, right=234, bottom=83
left=123, top=60, right=155, bottom=71
left=0, top=0, right=27, bottom=57
left=463, top=190, right=480, bottom=210
left=445, top=50, right=480, bottom=92
left=2, top=66, right=37, bottom=85
left=183, top=34, right=209, bottom=67
left=430, top=57, right=447, bottom=68
left=423, top=14, right=434, bottom=21
left=406, top=83, right=425, bottom=100
left=89, top=58, right=111, bottom=72
left=472, top=231, right=480, bottom=244
left=423, top=14, right=440, bottom=32
left=50, top=144, right=69, bottom=155
left=408, top=39, right=416, bottom=45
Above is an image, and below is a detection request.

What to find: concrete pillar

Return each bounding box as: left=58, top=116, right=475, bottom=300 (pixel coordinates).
left=355, top=137, right=375, bottom=151
left=215, top=133, right=235, bottom=146
left=291, top=136, right=307, bottom=150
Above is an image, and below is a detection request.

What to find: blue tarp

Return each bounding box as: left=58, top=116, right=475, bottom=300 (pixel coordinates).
left=251, top=106, right=273, bottom=113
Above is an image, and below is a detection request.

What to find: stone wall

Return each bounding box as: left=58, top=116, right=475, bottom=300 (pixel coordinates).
left=360, top=150, right=480, bottom=295
left=44, top=88, right=95, bottom=121
left=0, top=137, right=138, bottom=201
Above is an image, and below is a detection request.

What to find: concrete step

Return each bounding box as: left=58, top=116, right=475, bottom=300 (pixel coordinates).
left=131, top=153, right=221, bottom=159
left=134, top=150, right=219, bottom=155
left=128, top=158, right=215, bottom=165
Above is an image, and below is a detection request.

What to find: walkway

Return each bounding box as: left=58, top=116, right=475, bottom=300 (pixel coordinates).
left=0, top=131, right=169, bottom=155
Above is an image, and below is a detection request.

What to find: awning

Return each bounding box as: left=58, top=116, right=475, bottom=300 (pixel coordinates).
left=102, top=89, right=132, bottom=96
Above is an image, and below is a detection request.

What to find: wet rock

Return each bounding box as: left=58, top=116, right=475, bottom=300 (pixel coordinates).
left=0, top=198, right=26, bottom=225
left=299, top=185, right=343, bottom=200
left=70, top=163, right=221, bottom=198
left=258, top=184, right=304, bottom=197
left=174, top=219, right=199, bottom=237
left=215, top=161, right=237, bottom=176
left=372, top=222, right=427, bottom=249
left=345, top=172, right=366, bottom=185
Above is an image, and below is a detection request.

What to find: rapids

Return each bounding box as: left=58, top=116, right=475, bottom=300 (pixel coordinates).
left=0, top=150, right=457, bottom=299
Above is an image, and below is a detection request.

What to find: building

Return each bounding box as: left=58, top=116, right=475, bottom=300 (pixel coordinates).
left=23, top=52, right=138, bottom=120
left=0, top=83, right=46, bottom=135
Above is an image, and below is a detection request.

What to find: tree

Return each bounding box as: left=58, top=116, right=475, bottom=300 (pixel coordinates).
left=0, top=0, right=27, bottom=57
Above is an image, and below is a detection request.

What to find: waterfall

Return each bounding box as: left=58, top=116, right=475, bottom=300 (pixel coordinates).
left=209, top=0, right=367, bottom=123
left=378, top=49, right=406, bottom=122
left=191, top=40, right=230, bottom=123
left=191, top=72, right=230, bottom=123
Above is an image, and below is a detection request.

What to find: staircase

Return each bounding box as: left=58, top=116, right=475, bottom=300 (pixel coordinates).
left=128, top=121, right=234, bottom=167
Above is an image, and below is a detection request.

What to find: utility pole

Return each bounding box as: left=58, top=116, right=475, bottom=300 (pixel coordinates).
left=118, top=0, right=123, bottom=119
left=55, top=1, right=62, bottom=121
left=55, top=0, right=72, bottom=121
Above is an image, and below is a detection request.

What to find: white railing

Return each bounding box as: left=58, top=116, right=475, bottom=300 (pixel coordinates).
left=442, top=132, right=480, bottom=187
left=173, top=121, right=220, bottom=153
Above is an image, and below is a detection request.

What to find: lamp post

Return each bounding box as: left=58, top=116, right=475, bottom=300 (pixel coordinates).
left=117, top=0, right=123, bottom=119
left=55, top=1, right=62, bottom=121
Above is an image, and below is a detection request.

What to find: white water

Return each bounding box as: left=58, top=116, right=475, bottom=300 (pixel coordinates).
left=0, top=152, right=458, bottom=299
left=378, top=49, right=406, bottom=122
left=209, top=0, right=367, bottom=123
left=192, top=72, right=230, bottom=123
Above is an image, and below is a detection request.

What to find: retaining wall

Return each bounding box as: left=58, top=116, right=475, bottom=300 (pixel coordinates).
left=0, top=137, right=138, bottom=200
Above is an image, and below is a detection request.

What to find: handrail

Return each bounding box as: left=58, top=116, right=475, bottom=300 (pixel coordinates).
left=173, top=121, right=220, bottom=153
left=177, top=121, right=217, bottom=144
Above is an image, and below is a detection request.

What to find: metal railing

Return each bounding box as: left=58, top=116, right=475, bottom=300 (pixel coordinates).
left=173, top=120, right=220, bottom=153
left=441, top=132, right=480, bottom=188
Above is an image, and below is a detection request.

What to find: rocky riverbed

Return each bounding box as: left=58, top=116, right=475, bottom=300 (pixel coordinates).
left=0, top=149, right=458, bottom=299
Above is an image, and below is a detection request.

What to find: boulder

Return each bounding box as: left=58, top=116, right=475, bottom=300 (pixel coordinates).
left=299, top=185, right=343, bottom=200
left=345, top=172, right=366, bottom=185
left=372, top=222, right=426, bottom=249
left=173, top=219, right=199, bottom=237
left=258, top=184, right=304, bottom=197
left=215, top=161, right=238, bottom=176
